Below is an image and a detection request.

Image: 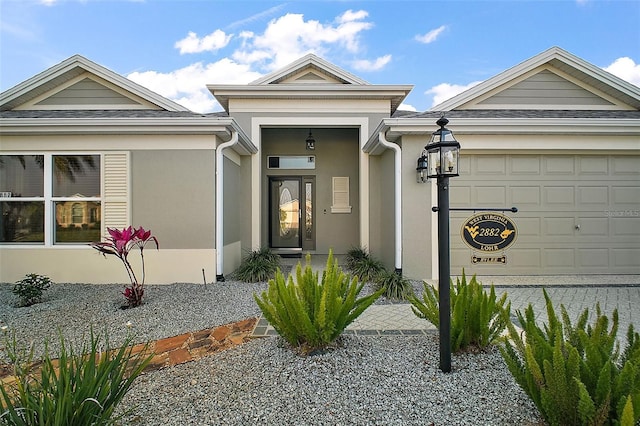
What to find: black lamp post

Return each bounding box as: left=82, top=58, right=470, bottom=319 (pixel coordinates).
left=416, top=116, right=460, bottom=373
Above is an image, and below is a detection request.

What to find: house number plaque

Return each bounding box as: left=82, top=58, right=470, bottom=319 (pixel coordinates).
left=461, top=212, right=517, bottom=258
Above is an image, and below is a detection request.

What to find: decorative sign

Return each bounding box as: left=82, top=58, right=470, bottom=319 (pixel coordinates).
left=461, top=212, right=517, bottom=253
left=472, top=255, right=507, bottom=264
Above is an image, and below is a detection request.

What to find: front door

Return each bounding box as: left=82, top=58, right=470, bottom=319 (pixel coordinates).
left=269, top=177, right=315, bottom=251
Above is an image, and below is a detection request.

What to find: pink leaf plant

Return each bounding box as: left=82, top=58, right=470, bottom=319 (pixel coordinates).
left=91, top=226, right=159, bottom=308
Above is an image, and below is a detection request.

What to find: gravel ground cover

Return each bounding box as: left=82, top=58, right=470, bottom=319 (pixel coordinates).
left=0, top=280, right=543, bottom=425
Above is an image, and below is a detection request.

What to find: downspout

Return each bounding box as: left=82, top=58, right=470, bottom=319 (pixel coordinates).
left=378, top=131, right=402, bottom=274
left=215, top=130, right=238, bottom=282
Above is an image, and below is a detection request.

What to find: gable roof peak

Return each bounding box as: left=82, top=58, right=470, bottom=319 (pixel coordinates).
left=1, top=54, right=189, bottom=112
left=430, top=46, right=640, bottom=111
left=250, top=53, right=369, bottom=86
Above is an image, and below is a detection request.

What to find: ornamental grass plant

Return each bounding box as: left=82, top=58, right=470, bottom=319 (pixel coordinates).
left=500, top=289, right=640, bottom=426
left=234, top=247, right=281, bottom=283
left=409, top=270, right=511, bottom=352
left=254, top=251, right=384, bottom=355
left=344, top=247, right=385, bottom=283
left=0, top=330, right=152, bottom=425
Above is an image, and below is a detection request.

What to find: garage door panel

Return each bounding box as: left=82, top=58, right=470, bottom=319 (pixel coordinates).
left=476, top=156, right=506, bottom=174
left=516, top=217, right=542, bottom=237
left=612, top=187, right=640, bottom=206
left=578, top=217, right=608, bottom=236
left=577, top=249, right=609, bottom=268
left=511, top=186, right=541, bottom=204
left=612, top=249, right=640, bottom=268
left=578, top=186, right=609, bottom=205
left=544, top=248, right=575, bottom=267
left=476, top=186, right=506, bottom=204
left=611, top=217, right=640, bottom=236
left=544, top=217, right=575, bottom=236
left=612, top=157, right=640, bottom=174
left=451, top=186, right=472, bottom=205
left=545, top=187, right=575, bottom=204
left=511, top=156, right=541, bottom=174
left=544, top=156, right=575, bottom=174
left=579, top=157, right=608, bottom=175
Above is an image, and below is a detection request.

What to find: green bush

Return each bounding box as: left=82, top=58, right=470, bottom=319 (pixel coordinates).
left=344, top=247, right=385, bottom=283
left=234, top=247, right=281, bottom=283
left=0, top=330, right=152, bottom=425
left=12, top=273, right=52, bottom=307
left=374, top=269, right=414, bottom=301
left=409, top=270, right=511, bottom=352
left=254, top=251, right=384, bottom=355
left=500, top=289, right=640, bottom=426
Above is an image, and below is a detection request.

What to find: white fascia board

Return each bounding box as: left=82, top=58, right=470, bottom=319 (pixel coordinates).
left=208, top=84, right=413, bottom=96
left=0, top=116, right=257, bottom=154
left=365, top=117, right=640, bottom=153
left=386, top=118, right=640, bottom=137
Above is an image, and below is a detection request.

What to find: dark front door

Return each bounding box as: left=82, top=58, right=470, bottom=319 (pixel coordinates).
left=269, top=177, right=315, bottom=251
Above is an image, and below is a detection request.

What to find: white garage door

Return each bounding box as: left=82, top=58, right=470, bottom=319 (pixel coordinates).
left=450, top=154, right=640, bottom=275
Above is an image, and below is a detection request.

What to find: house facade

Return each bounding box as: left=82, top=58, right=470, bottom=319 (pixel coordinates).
left=1, top=47, right=639, bottom=284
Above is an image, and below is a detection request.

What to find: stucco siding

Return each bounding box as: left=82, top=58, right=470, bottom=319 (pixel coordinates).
left=223, top=155, right=241, bottom=245
left=400, top=135, right=435, bottom=280
left=131, top=150, right=215, bottom=250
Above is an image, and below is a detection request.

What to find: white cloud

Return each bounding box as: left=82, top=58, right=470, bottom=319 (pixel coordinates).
left=175, top=29, right=232, bottom=54
left=352, top=54, right=391, bottom=71
left=425, top=81, right=482, bottom=107
left=398, top=103, right=417, bottom=112
left=128, top=9, right=386, bottom=112
left=127, top=58, right=262, bottom=113
left=604, top=57, right=640, bottom=87
left=415, top=25, right=446, bottom=44
left=241, top=10, right=374, bottom=70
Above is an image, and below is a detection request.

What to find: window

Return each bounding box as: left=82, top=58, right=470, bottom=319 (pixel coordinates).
left=0, top=154, right=101, bottom=244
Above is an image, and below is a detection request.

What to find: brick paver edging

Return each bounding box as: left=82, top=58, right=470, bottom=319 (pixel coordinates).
left=0, top=317, right=258, bottom=388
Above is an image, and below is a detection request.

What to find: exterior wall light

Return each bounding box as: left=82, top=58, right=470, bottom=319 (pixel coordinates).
left=416, top=151, right=429, bottom=183
left=306, top=131, right=316, bottom=150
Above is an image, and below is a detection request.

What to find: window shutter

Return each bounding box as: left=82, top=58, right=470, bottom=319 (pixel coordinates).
left=102, top=152, right=130, bottom=233
left=331, top=176, right=352, bottom=213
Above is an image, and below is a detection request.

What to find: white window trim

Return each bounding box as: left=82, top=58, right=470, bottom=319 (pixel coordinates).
left=0, top=152, right=102, bottom=247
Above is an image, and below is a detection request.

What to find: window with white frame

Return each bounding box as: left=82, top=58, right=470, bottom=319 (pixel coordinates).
left=0, top=154, right=101, bottom=244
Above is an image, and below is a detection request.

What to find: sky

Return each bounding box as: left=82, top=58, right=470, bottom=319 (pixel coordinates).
left=1, top=0, right=639, bottom=113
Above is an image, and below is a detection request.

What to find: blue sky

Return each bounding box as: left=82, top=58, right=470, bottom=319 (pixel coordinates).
left=1, top=0, right=639, bottom=113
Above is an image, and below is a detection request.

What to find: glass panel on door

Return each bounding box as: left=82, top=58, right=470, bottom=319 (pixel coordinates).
left=270, top=178, right=301, bottom=248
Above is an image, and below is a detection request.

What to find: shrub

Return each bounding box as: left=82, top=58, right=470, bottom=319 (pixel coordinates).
left=234, top=247, right=281, bottom=283
left=12, top=273, right=52, bottom=307
left=374, top=269, right=414, bottom=301
left=91, top=226, right=158, bottom=308
left=254, top=251, right=384, bottom=355
left=344, top=247, right=385, bottom=283
left=500, top=289, right=640, bottom=426
left=0, top=330, right=152, bottom=425
left=409, top=270, right=511, bottom=352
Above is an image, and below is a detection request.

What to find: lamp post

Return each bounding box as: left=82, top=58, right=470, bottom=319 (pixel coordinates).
left=416, top=116, right=460, bottom=373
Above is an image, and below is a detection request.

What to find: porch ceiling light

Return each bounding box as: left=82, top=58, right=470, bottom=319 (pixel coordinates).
left=306, top=131, right=316, bottom=150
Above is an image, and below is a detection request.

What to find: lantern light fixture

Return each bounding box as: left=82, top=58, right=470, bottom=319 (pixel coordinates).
left=306, top=131, right=316, bottom=150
